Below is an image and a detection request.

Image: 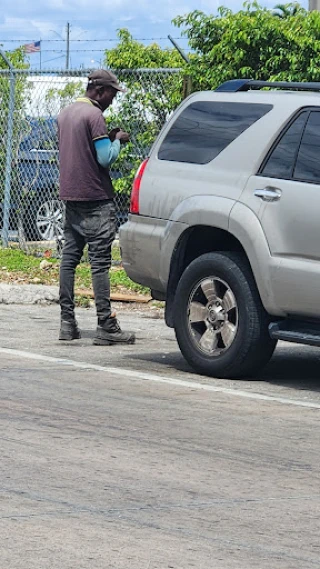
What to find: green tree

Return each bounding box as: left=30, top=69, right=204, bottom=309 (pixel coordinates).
left=0, top=47, right=29, bottom=148
left=173, top=2, right=320, bottom=90
left=273, top=2, right=300, bottom=17
left=105, top=28, right=183, bottom=69
left=0, top=48, right=29, bottom=211
left=45, top=80, right=84, bottom=114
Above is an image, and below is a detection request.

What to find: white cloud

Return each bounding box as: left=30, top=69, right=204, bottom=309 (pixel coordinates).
left=0, top=0, right=309, bottom=70
left=0, top=0, right=310, bottom=39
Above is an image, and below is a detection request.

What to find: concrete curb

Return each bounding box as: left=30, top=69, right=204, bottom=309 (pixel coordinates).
left=0, top=284, right=59, bottom=305
left=0, top=284, right=152, bottom=305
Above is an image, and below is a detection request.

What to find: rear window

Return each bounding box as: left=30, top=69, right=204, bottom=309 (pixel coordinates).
left=158, top=101, right=272, bottom=164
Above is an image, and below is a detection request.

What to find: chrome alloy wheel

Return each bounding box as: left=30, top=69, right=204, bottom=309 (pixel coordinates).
left=187, top=277, right=238, bottom=356
left=36, top=199, right=64, bottom=241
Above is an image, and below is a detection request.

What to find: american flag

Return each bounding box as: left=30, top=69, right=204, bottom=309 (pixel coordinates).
left=23, top=41, right=41, bottom=54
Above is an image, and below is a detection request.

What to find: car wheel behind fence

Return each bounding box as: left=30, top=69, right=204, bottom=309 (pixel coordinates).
left=22, top=195, right=64, bottom=242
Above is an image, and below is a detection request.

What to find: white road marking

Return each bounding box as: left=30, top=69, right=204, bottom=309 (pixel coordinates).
left=1, top=346, right=320, bottom=410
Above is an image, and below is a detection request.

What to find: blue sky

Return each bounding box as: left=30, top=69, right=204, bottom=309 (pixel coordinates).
left=0, top=0, right=309, bottom=70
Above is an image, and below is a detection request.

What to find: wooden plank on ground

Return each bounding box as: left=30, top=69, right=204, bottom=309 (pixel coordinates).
left=75, top=288, right=152, bottom=303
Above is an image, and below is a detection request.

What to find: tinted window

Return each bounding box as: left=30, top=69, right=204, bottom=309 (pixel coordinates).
left=261, top=111, right=308, bottom=179
left=158, top=102, right=272, bottom=164
left=294, top=112, right=320, bottom=183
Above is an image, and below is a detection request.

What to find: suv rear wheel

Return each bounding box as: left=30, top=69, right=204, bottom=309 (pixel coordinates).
left=174, top=252, right=276, bottom=379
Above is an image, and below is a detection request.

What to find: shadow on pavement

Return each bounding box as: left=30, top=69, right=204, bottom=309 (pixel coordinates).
left=127, top=346, right=320, bottom=392
left=75, top=328, right=320, bottom=391
left=255, top=348, right=320, bottom=390
left=123, top=351, right=194, bottom=374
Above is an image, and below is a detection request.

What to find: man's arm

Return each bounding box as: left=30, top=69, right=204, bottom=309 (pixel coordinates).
left=94, top=137, right=121, bottom=168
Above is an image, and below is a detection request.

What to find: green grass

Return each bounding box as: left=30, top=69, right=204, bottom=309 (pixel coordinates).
left=0, top=246, right=149, bottom=296
left=74, top=262, right=148, bottom=294
left=0, top=248, right=58, bottom=271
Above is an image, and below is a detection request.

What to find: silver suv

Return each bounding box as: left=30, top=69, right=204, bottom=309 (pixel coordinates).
left=120, top=79, right=320, bottom=378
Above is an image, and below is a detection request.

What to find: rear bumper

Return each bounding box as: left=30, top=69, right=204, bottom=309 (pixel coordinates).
left=120, top=214, right=187, bottom=293
left=120, top=214, right=168, bottom=291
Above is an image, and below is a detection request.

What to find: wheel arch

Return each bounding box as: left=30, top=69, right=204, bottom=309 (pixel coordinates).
left=165, top=225, right=252, bottom=327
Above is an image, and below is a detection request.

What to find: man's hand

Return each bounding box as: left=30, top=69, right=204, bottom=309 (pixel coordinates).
left=108, top=127, right=120, bottom=142
left=115, top=129, right=130, bottom=144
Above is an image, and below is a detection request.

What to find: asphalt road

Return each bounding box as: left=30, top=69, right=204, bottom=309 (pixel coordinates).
left=0, top=304, right=319, bottom=569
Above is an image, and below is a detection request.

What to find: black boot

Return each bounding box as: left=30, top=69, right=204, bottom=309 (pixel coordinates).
left=93, top=315, right=135, bottom=345
left=59, top=320, right=81, bottom=341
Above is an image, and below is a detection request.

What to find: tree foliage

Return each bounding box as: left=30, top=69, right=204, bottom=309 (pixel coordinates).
left=273, top=2, right=300, bottom=17
left=0, top=48, right=29, bottom=137
left=173, top=2, right=320, bottom=90
left=45, top=81, right=84, bottom=114
left=0, top=47, right=27, bottom=71
left=105, top=28, right=183, bottom=70
left=0, top=47, right=29, bottom=137
left=0, top=48, right=29, bottom=203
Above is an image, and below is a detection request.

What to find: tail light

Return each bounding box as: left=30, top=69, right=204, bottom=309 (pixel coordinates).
left=130, top=158, right=149, bottom=214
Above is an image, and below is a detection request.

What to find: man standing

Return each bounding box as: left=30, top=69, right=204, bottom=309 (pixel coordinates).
left=57, top=69, right=135, bottom=345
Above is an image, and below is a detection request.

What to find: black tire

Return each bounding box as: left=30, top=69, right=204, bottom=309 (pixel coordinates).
left=174, top=252, right=276, bottom=379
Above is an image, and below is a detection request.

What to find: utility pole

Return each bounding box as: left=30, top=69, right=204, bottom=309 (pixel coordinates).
left=309, top=0, right=320, bottom=10
left=168, top=35, right=190, bottom=64
left=66, top=22, right=70, bottom=70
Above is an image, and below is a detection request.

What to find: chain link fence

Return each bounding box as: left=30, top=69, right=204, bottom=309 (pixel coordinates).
left=0, top=66, right=186, bottom=253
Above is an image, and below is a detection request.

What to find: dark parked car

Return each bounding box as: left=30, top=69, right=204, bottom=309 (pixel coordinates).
left=1, top=118, right=128, bottom=241
left=1, top=118, right=63, bottom=241
left=17, top=118, right=63, bottom=241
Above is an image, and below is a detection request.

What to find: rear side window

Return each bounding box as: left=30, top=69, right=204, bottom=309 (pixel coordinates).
left=158, top=101, right=272, bottom=164
left=261, top=111, right=308, bottom=179
left=294, top=111, right=320, bottom=183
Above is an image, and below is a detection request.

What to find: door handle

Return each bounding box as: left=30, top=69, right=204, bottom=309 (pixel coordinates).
left=254, top=187, right=282, bottom=202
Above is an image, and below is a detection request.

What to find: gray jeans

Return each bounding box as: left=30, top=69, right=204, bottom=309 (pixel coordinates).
left=59, top=200, right=116, bottom=323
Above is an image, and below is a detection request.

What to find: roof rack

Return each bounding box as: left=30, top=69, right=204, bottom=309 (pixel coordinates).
left=215, top=79, right=320, bottom=92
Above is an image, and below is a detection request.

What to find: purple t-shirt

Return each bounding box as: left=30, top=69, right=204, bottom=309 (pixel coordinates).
left=58, top=97, right=114, bottom=201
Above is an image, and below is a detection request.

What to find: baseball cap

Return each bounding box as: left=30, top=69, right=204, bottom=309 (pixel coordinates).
left=87, top=69, right=125, bottom=92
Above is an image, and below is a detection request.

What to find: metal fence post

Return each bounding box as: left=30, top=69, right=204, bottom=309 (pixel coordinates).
left=182, top=75, right=193, bottom=99
left=0, top=50, right=15, bottom=248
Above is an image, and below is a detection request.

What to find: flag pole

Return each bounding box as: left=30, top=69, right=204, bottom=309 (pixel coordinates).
left=66, top=23, right=70, bottom=70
